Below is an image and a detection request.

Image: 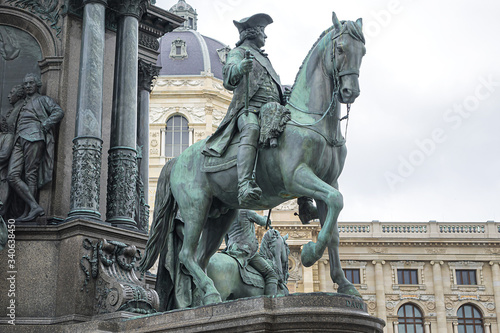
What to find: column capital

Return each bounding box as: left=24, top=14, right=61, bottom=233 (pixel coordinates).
left=110, top=0, right=148, bottom=19
left=372, top=260, right=385, bottom=265
left=489, top=261, right=500, bottom=266
left=138, top=59, right=161, bottom=92
left=430, top=260, right=444, bottom=266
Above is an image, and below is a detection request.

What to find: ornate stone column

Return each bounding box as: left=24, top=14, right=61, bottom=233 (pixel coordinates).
left=424, top=321, right=431, bottom=333
left=372, top=260, right=386, bottom=322
left=452, top=321, right=458, bottom=333
left=484, top=322, right=491, bottom=333
left=431, top=261, right=447, bottom=332
left=135, top=59, right=160, bottom=232
left=489, top=262, right=500, bottom=326
left=68, top=0, right=107, bottom=222
left=106, top=0, right=148, bottom=230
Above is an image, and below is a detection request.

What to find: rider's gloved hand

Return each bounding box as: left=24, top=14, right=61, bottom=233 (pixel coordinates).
left=237, top=58, right=253, bottom=75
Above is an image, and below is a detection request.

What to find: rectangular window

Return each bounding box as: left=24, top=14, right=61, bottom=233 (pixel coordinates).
left=397, top=269, right=418, bottom=285
left=344, top=269, right=360, bottom=284
left=456, top=270, right=477, bottom=285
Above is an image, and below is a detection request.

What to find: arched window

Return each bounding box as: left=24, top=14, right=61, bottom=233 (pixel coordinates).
left=457, top=304, right=484, bottom=333
left=398, top=303, right=424, bottom=333
left=165, top=115, right=189, bottom=158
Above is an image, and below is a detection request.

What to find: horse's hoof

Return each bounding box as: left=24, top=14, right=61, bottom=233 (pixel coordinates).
left=301, top=241, right=318, bottom=267
left=338, top=283, right=361, bottom=297
left=203, top=292, right=222, bottom=305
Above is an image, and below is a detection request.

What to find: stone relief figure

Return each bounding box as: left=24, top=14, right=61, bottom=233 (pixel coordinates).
left=6, top=73, right=64, bottom=222
left=0, top=85, right=25, bottom=217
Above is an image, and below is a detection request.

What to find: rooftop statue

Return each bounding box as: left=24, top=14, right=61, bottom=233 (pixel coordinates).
left=140, top=11, right=366, bottom=310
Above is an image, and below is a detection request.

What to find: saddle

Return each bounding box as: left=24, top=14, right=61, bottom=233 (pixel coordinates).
left=201, top=102, right=290, bottom=173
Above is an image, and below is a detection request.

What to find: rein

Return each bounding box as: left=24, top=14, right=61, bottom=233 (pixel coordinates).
left=287, top=27, right=354, bottom=146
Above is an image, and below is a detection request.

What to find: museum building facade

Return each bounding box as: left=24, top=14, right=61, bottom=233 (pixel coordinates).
left=148, top=2, right=500, bottom=333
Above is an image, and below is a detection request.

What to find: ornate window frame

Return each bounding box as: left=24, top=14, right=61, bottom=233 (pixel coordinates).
left=449, top=261, right=485, bottom=291
left=170, top=38, right=187, bottom=59
left=390, top=261, right=426, bottom=291
left=341, top=260, right=368, bottom=290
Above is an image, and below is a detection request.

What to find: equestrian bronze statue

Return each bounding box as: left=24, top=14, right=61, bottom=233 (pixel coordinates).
left=140, top=12, right=366, bottom=310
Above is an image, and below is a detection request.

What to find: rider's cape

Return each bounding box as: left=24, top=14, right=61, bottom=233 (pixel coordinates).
left=202, top=45, right=285, bottom=158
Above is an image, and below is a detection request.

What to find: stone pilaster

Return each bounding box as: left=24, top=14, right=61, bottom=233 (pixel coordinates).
left=372, top=260, right=386, bottom=322
left=318, top=259, right=327, bottom=292
left=106, top=0, right=148, bottom=230
left=489, top=261, right=500, bottom=326
left=431, top=261, right=447, bottom=332
left=68, top=0, right=108, bottom=222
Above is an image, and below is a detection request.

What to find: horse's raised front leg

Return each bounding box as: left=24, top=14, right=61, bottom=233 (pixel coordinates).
left=317, top=200, right=360, bottom=297
left=287, top=165, right=343, bottom=267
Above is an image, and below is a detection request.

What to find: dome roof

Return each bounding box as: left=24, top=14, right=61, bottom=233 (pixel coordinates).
left=169, top=0, right=195, bottom=14
left=156, top=30, right=230, bottom=80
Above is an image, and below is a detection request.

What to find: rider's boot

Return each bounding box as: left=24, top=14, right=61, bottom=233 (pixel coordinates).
left=237, top=123, right=262, bottom=205
left=297, top=196, right=319, bottom=224
left=264, top=281, right=278, bottom=296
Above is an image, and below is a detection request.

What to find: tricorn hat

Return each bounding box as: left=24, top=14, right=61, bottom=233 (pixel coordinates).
left=233, top=13, right=273, bottom=34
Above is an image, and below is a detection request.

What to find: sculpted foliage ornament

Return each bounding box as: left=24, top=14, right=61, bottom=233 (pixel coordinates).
left=7, top=0, right=63, bottom=37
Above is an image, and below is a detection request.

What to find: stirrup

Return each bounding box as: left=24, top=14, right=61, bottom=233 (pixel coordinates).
left=238, top=180, right=262, bottom=205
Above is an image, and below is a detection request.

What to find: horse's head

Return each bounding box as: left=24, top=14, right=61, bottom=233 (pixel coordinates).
left=329, top=12, right=366, bottom=104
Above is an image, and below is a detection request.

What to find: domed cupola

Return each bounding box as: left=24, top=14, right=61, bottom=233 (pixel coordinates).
left=156, top=0, right=231, bottom=80
left=169, top=0, right=198, bottom=31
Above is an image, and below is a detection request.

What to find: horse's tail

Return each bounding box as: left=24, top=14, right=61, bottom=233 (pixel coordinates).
left=139, top=158, right=178, bottom=272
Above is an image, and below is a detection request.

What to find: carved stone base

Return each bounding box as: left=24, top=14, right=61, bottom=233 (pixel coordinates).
left=0, top=293, right=385, bottom=332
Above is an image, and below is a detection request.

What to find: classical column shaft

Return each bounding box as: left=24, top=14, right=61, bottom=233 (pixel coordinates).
left=318, top=260, right=326, bottom=292
left=68, top=0, right=107, bottom=221
left=135, top=60, right=160, bottom=232
left=373, top=261, right=386, bottom=322
left=106, top=8, right=140, bottom=229
left=490, top=262, right=500, bottom=326
left=392, top=321, right=399, bottom=333
left=431, top=261, right=447, bottom=332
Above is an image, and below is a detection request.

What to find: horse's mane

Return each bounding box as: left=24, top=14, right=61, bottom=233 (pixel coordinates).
left=290, top=20, right=365, bottom=92
left=260, top=228, right=278, bottom=260
left=290, top=26, right=334, bottom=91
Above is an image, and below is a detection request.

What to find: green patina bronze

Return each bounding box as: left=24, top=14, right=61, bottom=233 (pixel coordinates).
left=207, top=226, right=290, bottom=301
left=140, top=12, right=366, bottom=310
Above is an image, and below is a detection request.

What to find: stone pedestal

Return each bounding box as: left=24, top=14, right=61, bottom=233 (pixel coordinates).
left=0, top=293, right=385, bottom=332
left=0, top=220, right=152, bottom=327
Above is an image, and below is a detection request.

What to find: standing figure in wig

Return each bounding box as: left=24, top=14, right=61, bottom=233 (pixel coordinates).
left=7, top=73, right=64, bottom=221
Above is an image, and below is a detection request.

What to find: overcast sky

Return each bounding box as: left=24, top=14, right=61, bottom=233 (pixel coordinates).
left=155, top=0, right=500, bottom=223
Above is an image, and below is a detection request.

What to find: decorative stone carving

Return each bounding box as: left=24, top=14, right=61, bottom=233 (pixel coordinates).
left=80, top=238, right=159, bottom=314
left=216, top=45, right=231, bottom=65
left=139, top=32, right=160, bottom=51
left=274, top=199, right=298, bottom=211
left=6, top=0, right=63, bottom=37
left=288, top=248, right=303, bottom=281
left=106, top=148, right=138, bottom=228
left=170, top=38, right=188, bottom=59
left=69, top=137, right=103, bottom=217
left=138, top=59, right=161, bottom=92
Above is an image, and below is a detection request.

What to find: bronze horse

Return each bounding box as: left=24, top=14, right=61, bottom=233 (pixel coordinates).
left=140, top=12, right=366, bottom=309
